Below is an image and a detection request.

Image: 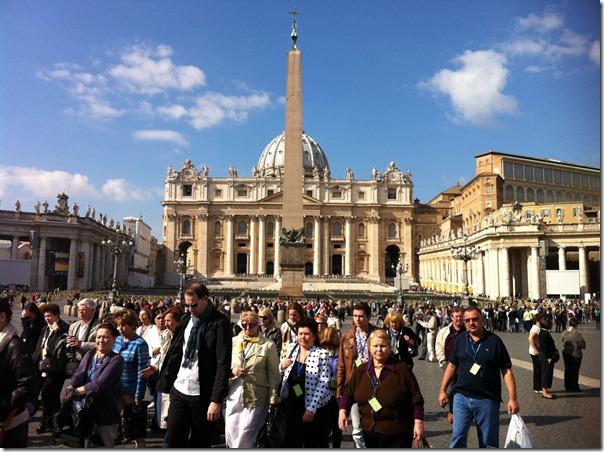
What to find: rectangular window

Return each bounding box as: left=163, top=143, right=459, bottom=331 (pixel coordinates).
left=543, top=168, right=552, bottom=183
left=306, top=243, right=312, bottom=248
left=237, top=189, right=248, bottom=197
left=267, top=243, right=273, bottom=248
left=387, top=188, right=397, bottom=200
left=534, top=167, right=543, bottom=182
left=305, top=190, right=313, bottom=197
left=332, top=190, right=342, bottom=199
left=572, top=207, right=581, bottom=217
left=333, top=244, right=342, bottom=249
left=563, top=171, right=571, bottom=186
left=238, top=242, right=246, bottom=248
left=513, top=163, right=524, bottom=180
left=525, top=210, right=533, bottom=220
left=590, top=175, right=599, bottom=190
left=553, top=170, right=562, bottom=184
left=541, top=208, right=550, bottom=218
left=504, top=161, right=514, bottom=178
left=524, top=165, right=534, bottom=181
left=581, top=174, right=589, bottom=188
left=214, top=189, right=222, bottom=197
left=183, top=185, right=193, bottom=196
left=572, top=172, right=581, bottom=187
left=267, top=189, right=274, bottom=196
left=358, top=191, right=365, bottom=200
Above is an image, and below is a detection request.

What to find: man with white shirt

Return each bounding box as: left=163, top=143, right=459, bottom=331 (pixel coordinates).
left=157, top=281, right=231, bottom=447
left=66, top=298, right=100, bottom=365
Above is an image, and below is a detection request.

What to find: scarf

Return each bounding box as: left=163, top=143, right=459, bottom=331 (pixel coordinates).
left=239, top=335, right=259, bottom=354
left=0, top=323, right=18, bottom=354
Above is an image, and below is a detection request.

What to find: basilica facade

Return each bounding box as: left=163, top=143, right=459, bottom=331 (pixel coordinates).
left=161, top=134, right=415, bottom=285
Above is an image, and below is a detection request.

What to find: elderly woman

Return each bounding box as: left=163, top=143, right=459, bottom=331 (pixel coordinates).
left=561, top=317, right=586, bottom=392
left=338, top=329, right=425, bottom=448
left=280, top=316, right=332, bottom=448
left=66, top=323, right=124, bottom=447
left=36, top=303, right=69, bottom=433
left=113, top=309, right=150, bottom=447
left=259, top=307, right=282, bottom=355
left=383, top=311, right=421, bottom=369
left=225, top=311, right=281, bottom=448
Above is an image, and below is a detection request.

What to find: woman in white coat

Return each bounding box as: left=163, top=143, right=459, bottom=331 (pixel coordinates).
left=225, top=311, right=281, bottom=448
left=280, top=316, right=332, bottom=448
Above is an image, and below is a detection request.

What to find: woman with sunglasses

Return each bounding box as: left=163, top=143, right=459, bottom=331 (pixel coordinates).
left=258, top=308, right=282, bottom=356
left=225, top=311, right=280, bottom=448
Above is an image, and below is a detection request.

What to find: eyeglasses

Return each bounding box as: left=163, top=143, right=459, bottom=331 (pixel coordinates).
left=241, top=323, right=258, bottom=329
left=259, top=316, right=268, bottom=320
left=186, top=303, right=198, bottom=309
left=464, top=317, right=480, bottom=323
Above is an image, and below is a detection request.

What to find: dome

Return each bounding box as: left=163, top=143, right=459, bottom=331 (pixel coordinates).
left=256, top=131, right=330, bottom=178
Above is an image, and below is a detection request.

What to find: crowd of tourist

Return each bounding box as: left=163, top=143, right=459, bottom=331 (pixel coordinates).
left=0, top=285, right=597, bottom=448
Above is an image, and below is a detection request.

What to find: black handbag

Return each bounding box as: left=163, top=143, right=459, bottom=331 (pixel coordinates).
left=256, top=401, right=288, bottom=448
left=552, top=348, right=560, bottom=363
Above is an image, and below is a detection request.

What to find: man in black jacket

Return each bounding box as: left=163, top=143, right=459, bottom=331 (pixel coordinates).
left=157, top=281, right=231, bottom=447
left=0, top=297, right=39, bottom=447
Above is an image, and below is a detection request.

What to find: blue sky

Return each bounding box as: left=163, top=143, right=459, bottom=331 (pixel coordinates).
left=1, top=0, right=600, bottom=240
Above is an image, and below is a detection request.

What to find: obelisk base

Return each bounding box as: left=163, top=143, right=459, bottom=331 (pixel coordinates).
left=278, top=245, right=305, bottom=298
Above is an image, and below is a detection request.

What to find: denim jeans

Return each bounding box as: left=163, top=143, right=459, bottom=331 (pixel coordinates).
left=451, top=393, right=500, bottom=448
left=350, top=402, right=366, bottom=448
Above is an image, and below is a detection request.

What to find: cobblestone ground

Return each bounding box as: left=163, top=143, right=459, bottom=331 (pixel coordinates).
left=20, top=300, right=601, bottom=448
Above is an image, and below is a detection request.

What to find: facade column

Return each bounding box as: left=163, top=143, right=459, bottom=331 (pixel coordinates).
left=345, top=217, right=352, bottom=276
left=93, top=243, right=101, bottom=290
left=368, top=217, right=380, bottom=280
left=37, top=237, right=47, bottom=290
left=197, top=214, right=209, bottom=277
left=578, top=246, right=588, bottom=295
left=558, top=247, right=566, bottom=270
left=274, top=216, right=281, bottom=278
left=322, top=217, right=330, bottom=275
left=313, top=216, right=321, bottom=275
left=67, top=238, right=78, bottom=290
left=249, top=216, right=257, bottom=274
left=488, top=248, right=499, bottom=299
left=477, top=252, right=485, bottom=296
left=225, top=216, right=234, bottom=276
left=11, top=237, right=19, bottom=259
left=258, top=216, right=266, bottom=275
left=79, top=241, right=90, bottom=291
left=530, top=246, right=540, bottom=300
left=499, top=247, right=510, bottom=298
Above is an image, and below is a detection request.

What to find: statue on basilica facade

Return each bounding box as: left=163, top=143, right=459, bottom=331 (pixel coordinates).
left=167, top=165, right=173, bottom=178
left=15, top=200, right=21, bottom=212
left=345, top=167, right=354, bottom=180
left=85, top=205, right=91, bottom=218
left=371, top=167, right=379, bottom=180
left=323, top=167, right=331, bottom=180
left=54, top=193, right=69, bottom=215
left=42, top=200, right=49, bottom=213
left=72, top=203, right=79, bottom=217
left=109, top=218, right=114, bottom=229
left=228, top=165, right=238, bottom=178
left=34, top=201, right=41, bottom=214
left=202, top=164, right=209, bottom=177
left=91, top=207, right=96, bottom=220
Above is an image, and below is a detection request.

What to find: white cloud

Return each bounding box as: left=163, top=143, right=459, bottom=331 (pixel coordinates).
left=133, top=129, right=189, bottom=146
left=514, top=12, right=564, bottom=34
left=101, top=179, right=147, bottom=202
left=589, top=40, right=600, bottom=65
left=157, top=104, right=188, bottom=119
left=109, top=44, right=205, bottom=94
left=421, top=50, right=517, bottom=126
left=188, top=91, right=271, bottom=130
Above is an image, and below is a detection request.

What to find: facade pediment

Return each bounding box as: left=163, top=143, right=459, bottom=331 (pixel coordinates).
left=380, top=161, right=412, bottom=185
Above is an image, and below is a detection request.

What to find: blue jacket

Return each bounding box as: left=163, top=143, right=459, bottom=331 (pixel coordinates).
left=69, top=350, right=124, bottom=426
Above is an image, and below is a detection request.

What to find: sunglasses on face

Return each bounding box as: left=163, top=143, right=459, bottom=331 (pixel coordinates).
left=241, top=323, right=258, bottom=329
left=259, top=316, right=268, bottom=320
left=464, top=317, right=480, bottom=323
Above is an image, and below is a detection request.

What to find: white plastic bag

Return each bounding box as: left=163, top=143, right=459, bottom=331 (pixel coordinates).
left=504, top=413, right=533, bottom=448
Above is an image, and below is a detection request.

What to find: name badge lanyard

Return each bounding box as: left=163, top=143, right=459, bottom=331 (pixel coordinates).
left=466, top=334, right=483, bottom=377
left=294, top=347, right=305, bottom=375
left=241, top=341, right=254, bottom=363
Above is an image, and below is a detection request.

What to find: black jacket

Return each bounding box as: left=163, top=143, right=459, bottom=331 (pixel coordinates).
left=538, top=329, right=556, bottom=360
left=157, top=303, right=231, bottom=404
left=21, top=316, right=45, bottom=356
left=0, top=335, right=39, bottom=422
left=35, top=320, right=70, bottom=380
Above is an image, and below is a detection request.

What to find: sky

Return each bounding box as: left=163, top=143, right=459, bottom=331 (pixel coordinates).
left=1, top=0, right=600, bottom=241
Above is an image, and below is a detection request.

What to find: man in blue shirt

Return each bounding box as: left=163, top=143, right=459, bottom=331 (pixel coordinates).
left=438, top=306, right=519, bottom=448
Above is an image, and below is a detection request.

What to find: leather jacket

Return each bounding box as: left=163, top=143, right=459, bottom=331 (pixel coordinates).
left=0, top=336, right=39, bottom=422
left=336, top=323, right=379, bottom=399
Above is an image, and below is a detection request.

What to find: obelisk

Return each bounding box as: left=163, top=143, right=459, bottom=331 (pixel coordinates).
left=279, top=9, right=305, bottom=298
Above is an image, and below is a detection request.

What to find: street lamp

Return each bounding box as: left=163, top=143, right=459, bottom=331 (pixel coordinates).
left=174, top=252, right=187, bottom=303
left=393, top=254, right=409, bottom=304
left=101, top=233, right=134, bottom=303
left=451, top=234, right=479, bottom=301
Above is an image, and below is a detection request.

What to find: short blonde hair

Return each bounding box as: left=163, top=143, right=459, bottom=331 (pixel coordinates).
left=368, top=329, right=391, bottom=348
left=383, top=311, right=405, bottom=329
left=240, top=310, right=259, bottom=324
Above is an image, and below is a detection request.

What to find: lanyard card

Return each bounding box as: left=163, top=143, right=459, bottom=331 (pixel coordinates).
left=293, top=384, right=304, bottom=397
left=470, top=363, right=481, bottom=375
left=355, top=358, right=364, bottom=367
left=368, top=397, right=382, bottom=412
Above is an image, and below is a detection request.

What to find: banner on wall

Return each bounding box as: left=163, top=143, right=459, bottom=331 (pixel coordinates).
left=49, top=252, right=69, bottom=274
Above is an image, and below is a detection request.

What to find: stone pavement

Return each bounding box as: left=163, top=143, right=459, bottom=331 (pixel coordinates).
left=20, top=300, right=601, bottom=448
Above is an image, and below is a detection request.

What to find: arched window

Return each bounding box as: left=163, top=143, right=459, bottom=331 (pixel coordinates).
left=574, top=193, right=581, bottom=201
left=516, top=186, right=525, bottom=202
left=565, top=192, right=573, bottom=202
left=267, top=221, right=274, bottom=237
left=556, top=191, right=563, bottom=202
left=237, top=220, right=248, bottom=235
left=504, top=186, right=514, bottom=202
left=358, top=223, right=366, bottom=238
left=536, top=189, right=545, bottom=203
left=332, top=221, right=342, bottom=236
left=214, top=221, right=222, bottom=236
left=546, top=190, right=554, bottom=203
left=182, top=219, right=191, bottom=235
left=526, top=188, right=535, bottom=202
left=388, top=223, right=397, bottom=239
left=305, top=222, right=313, bottom=238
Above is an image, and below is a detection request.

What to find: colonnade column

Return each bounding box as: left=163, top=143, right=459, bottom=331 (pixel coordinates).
left=37, top=237, right=47, bottom=290
left=274, top=216, right=281, bottom=278
left=225, top=216, right=234, bottom=276
left=578, top=246, right=588, bottom=295
left=93, top=243, right=101, bottom=290
left=11, top=237, right=19, bottom=259
left=477, top=252, right=485, bottom=296
left=344, top=217, right=352, bottom=276
left=313, top=216, right=321, bottom=276
left=558, top=247, right=566, bottom=270
left=322, top=217, right=330, bottom=275
left=488, top=248, right=499, bottom=299
left=499, top=247, right=510, bottom=298
left=530, top=246, right=540, bottom=300
left=249, top=217, right=257, bottom=274
left=67, top=239, right=78, bottom=290
left=258, top=216, right=266, bottom=275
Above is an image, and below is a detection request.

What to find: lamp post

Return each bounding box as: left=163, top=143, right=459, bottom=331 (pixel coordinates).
left=174, top=252, right=187, bottom=303
left=451, top=234, right=479, bottom=302
left=101, top=232, right=134, bottom=303
left=393, top=254, right=409, bottom=304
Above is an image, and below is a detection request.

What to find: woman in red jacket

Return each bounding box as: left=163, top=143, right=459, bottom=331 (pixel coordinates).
left=338, top=329, right=425, bottom=447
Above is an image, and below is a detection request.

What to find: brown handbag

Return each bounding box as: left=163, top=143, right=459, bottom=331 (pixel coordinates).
left=412, top=437, right=431, bottom=448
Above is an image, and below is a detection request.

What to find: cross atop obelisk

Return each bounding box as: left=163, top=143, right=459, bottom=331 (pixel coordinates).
left=279, top=10, right=305, bottom=298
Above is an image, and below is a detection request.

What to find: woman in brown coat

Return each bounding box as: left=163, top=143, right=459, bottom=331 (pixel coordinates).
left=338, top=329, right=425, bottom=447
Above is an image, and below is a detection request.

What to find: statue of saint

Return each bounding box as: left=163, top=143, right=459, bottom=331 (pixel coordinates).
left=346, top=167, right=354, bottom=180
left=34, top=201, right=41, bottom=214
left=15, top=200, right=21, bottom=212
left=72, top=203, right=79, bottom=216
left=85, top=205, right=91, bottom=218
left=42, top=200, right=49, bottom=213
left=371, top=167, right=378, bottom=180
left=202, top=164, right=209, bottom=177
